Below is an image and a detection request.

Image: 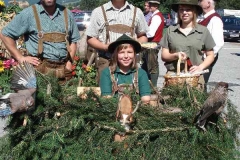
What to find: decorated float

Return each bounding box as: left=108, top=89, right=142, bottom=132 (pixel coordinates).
left=0, top=2, right=240, bottom=160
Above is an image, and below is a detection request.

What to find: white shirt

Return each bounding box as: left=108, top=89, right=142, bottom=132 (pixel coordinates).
left=203, top=9, right=224, bottom=55
left=146, top=10, right=162, bottom=38
left=86, top=1, right=149, bottom=43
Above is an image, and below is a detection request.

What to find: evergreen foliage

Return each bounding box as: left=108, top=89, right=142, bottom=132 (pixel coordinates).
left=76, top=0, right=240, bottom=12
left=0, top=75, right=240, bottom=159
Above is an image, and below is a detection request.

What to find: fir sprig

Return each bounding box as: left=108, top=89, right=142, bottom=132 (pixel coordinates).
left=0, top=75, right=239, bottom=159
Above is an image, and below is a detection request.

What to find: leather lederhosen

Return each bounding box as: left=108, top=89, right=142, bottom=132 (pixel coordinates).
left=32, top=5, right=72, bottom=81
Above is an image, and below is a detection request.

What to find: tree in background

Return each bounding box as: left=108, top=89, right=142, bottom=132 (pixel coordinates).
left=128, top=0, right=175, bottom=13
left=77, top=0, right=240, bottom=13
left=79, top=0, right=108, bottom=11
left=216, top=0, right=240, bottom=10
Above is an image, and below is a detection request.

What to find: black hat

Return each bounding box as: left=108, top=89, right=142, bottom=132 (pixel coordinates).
left=148, top=0, right=160, bottom=4
left=108, top=34, right=142, bottom=53
left=171, top=0, right=203, bottom=15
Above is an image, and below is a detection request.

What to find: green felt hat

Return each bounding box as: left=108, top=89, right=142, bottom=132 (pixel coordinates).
left=171, top=0, right=203, bottom=15
left=108, top=34, right=141, bottom=53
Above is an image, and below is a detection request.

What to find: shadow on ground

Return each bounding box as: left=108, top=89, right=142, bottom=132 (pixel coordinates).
left=208, top=82, right=240, bottom=87
left=231, top=53, right=240, bottom=56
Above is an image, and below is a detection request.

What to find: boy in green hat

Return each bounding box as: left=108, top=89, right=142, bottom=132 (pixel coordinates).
left=100, top=34, right=151, bottom=104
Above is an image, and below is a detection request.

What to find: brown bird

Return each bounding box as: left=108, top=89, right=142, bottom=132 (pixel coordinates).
left=196, top=82, right=232, bottom=131
left=0, top=62, right=36, bottom=117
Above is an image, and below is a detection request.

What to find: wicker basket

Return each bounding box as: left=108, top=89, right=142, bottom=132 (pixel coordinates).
left=164, top=57, right=200, bottom=87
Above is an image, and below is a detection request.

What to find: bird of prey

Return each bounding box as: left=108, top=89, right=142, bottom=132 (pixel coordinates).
left=195, top=82, right=232, bottom=131
left=0, top=61, right=37, bottom=117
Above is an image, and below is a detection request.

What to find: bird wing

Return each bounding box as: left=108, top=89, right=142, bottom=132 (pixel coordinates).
left=0, top=93, right=15, bottom=99
left=17, top=88, right=37, bottom=97
left=199, top=92, right=226, bottom=122
left=11, top=61, right=36, bottom=90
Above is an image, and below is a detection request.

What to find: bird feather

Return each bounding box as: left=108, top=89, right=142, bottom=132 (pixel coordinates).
left=196, top=82, right=230, bottom=130
left=11, top=61, right=36, bottom=90
left=0, top=62, right=37, bottom=117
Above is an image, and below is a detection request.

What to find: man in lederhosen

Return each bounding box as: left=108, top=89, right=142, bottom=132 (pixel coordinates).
left=0, top=0, right=80, bottom=83
left=86, top=0, right=149, bottom=83
left=142, top=0, right=164, bottom=87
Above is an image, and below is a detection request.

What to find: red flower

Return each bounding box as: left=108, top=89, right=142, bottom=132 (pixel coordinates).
left=3, top=59, right=15, bottom=69
left=72, top=71, right=76, bottom=76
left=71, top=65, right=76, bottom=70
left=74, top=56, right=80, bottom=61
left=82, top=63, right=86, bottom=69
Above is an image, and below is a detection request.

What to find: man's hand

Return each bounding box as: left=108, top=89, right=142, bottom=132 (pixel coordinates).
left=65, top=61, right=72, bottom=71
left=19, top=56, right=40, bottom=66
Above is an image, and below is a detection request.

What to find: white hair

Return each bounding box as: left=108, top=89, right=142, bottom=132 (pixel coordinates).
left=209, top=0, right=215, bottom=7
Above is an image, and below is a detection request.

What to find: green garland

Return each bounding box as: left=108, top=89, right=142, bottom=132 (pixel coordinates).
left=0, top=74, right=239, bottom=159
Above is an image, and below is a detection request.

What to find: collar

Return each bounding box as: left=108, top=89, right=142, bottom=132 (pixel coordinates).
left=203, top=9, right=215, bottom=19
left=151, top=10, right=160, bottom=17
left=171, top=24, right=203, bottom=33
left=115, top=66, right=136, bottom=74
left=105, top=1, right=130, bottom=12
left=145, top=12, right=152, bottom=17
left=37, top=2, right=62, bottom=16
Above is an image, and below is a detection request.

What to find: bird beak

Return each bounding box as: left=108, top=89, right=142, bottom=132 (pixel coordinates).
left=227, top=88, right=234, bottom=92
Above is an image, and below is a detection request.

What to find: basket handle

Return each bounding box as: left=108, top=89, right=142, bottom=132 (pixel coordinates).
left=177, top=56, right=188, bottom=76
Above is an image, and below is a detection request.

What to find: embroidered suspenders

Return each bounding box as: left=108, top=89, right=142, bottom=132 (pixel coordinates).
left=32, top=5, right=71, bottom=55
left=100, top=5, right=137, bottom=44
left=110, top=67, right=139, bottom=96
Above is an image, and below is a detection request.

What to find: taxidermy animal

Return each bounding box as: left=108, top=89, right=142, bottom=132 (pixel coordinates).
left=116, top=94, right=141, bottom=131
left=0, top=61, right=36, bottom=117
left=196, top=82, right=232, bottom=131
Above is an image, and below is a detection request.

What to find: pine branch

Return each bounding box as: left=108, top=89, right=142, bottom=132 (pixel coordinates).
left=94, top=122, right=193, bottom=134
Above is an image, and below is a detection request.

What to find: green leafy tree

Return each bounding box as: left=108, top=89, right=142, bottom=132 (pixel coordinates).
left=79, top=0, right=108, bottom=10
left=216, top=0, right=240, bottom=10
left=128, top=0, right=175, bottom=13
left=79, top=0, right=97, bottom=10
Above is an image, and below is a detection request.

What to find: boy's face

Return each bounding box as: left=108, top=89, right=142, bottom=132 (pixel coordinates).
left=117, top=44, right=135, bottom=69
